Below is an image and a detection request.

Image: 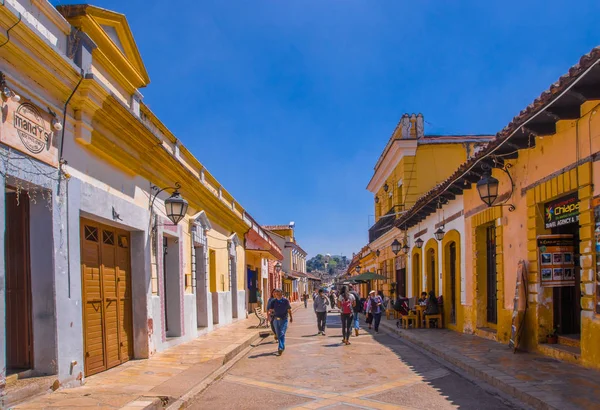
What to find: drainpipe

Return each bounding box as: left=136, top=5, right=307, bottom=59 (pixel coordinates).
left=60, top=30, right=96, bottom=298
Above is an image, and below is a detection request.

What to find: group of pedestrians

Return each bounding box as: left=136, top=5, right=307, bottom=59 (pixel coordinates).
left=265, top=284, right=391, bottom=355
left=314, top=285, right=384, bottom=344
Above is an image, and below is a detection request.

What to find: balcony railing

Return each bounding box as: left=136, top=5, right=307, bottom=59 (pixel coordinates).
left=369, top=206, right=401, bottom=243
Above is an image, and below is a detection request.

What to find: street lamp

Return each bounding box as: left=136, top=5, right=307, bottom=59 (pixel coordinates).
left=476, top=162, right=516, bottom=212
left=150, top=182, right=189, bottom=225
left=415, top=237, right=424, bottom=249
left=275, top=262, right=282, bottom=273
left=401, top=242, right=410, bottom=254
left=434, top=226, right=445, bottom=241
left=477, top=171, right=499, bottom=207
left=391, top=239, right=402, bottom=255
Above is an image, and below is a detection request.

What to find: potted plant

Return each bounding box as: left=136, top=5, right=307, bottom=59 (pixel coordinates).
left=546, top=327, right=558, bottom=344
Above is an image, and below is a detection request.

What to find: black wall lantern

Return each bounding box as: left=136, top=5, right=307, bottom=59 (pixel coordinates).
left=391, top=239, right=401, bottom=255
left=275, top=262, right=282, bottom=273
left=376, top=249, right=380, bottom=257
left=150, top=182, right=189, bottom=225
left=415, top=237, right=424, bottom=248
left=375, top=196, right=379, bottom=203
left=383, top=183, right=389, bottom=192
left=401, top=242, right=410, bottom=254
left=476, top=171, right=499, bottom=207
left=476, top=161, right=516, bottom=212
left=434, top=226, right=445, bottom=241
left=355, top=264, right=361, bottom=274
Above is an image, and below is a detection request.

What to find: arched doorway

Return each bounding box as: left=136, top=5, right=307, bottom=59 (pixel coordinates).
left=424, top=239, right=438, bottom=296
left=442, top=230, right=461, bottom=328
left=412, top=248, right=422, bottom=297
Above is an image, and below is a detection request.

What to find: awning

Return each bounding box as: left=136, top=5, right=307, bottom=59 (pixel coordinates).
left=351, top=272, right=387, bottom=282
left=304, top=272, right=322, bottom=281
left=245, top=228, right=283, bottom=260
left=286, top=271, right=307, bottom=279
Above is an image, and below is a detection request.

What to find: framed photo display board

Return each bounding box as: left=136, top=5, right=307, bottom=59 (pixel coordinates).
left=537, top=234, right=575, bottom=287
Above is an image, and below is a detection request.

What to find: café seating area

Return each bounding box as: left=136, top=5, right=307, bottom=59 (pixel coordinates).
left=391, top=296, right=444, bottom=329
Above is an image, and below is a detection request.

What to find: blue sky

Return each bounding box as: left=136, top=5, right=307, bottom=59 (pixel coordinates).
left=54, top=0, right=600, bottom=258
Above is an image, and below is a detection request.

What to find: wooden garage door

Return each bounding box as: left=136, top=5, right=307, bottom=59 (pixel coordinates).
left=81, top=219, right=133, bottom=376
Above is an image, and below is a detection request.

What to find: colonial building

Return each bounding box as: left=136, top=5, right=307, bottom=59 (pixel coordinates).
left=244, top=214, right=283, bottom=311
left=265, top=224, right=308, bottom=301
left=0, top=1, right=274, bottom=397
left=390, top=47, right=600, bottom=370
left=366, top=113, right=492, bottom=298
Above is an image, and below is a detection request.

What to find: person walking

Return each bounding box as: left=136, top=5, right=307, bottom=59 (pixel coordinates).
left=266, top=289, right=277, bottom=342
left=303, top=292, right=309, bottom=308
left=366, top=290, right=384, bottom=333
left=329, top=290, right=336, bottom=312
left=314, top=289, right=329, bottom=335
left=338, top=286, right=356, bottom=345
left=267, top=289, right=293, bottom=356
left=364, top=296, right=373, bottom=329
left=349, top=285, right=361, bottom=336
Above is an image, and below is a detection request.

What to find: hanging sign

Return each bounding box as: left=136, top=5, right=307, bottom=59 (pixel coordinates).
left=1, top=99, right=58, bottom=167
left=544, top=193, right=579, bottom=229
left=537, top=234, right=575, bottom=287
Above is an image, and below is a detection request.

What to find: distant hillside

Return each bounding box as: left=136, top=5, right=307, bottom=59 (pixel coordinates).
left=307, top=254, right=348, bottom=275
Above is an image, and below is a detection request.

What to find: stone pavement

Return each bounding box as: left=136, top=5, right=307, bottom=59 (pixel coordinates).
left=192, top=302, right=521, bottom=409
left=10, top=311, right=272, bottom=410
left=378, top=316, right=600, bottom=410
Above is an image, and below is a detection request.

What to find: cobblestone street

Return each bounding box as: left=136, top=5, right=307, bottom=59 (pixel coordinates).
left=192, top=305, right=523, bottom=410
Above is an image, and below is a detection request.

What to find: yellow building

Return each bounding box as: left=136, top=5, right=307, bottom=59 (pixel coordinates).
left=0, top=1, right=262, bottom=388
left=366, top=113, right=492, bottom=298
left=347, top=246, right=377, bottom=297
left=391, top=47, right=600, bottom=370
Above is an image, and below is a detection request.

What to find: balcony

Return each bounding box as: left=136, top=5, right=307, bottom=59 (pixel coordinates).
left=369, top=206, right=400, bottom=243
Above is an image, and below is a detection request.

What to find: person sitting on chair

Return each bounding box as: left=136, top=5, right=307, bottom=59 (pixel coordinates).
left=423, top=290, right=440, bottom=326
left=417, top=291, right=428, bottom=305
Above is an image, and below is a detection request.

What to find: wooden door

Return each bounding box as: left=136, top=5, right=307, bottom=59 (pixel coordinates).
left=486, top=225, right=498, bottom=324
left=449, top=243, right=457, bottom=324
left=6, top=192, right=32, bottom=370
left=81, top=219, right=132, bottom=376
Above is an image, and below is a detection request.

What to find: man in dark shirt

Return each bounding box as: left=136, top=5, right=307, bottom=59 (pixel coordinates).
left=267, top=289, right=293, bottom=356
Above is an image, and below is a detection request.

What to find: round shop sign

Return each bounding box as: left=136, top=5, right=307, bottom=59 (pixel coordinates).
left=13, top=102, right=51, bottom=154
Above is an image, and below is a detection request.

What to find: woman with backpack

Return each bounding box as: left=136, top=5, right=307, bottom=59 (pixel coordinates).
left=337, top=286, right=356, bottom=345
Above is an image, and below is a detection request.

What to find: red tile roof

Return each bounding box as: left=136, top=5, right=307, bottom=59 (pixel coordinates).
left=394, top=46, right=600, bottom=229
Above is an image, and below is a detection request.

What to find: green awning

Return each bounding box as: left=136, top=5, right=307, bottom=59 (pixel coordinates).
left=351, top=272, right=388, bottom=281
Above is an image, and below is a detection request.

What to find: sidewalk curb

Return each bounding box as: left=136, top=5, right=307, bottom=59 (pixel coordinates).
left=378, top=320, right=561, bottom=410
left=160, top=305, right=302, bottom=409
left=163, top=333, right=263, bottom=410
